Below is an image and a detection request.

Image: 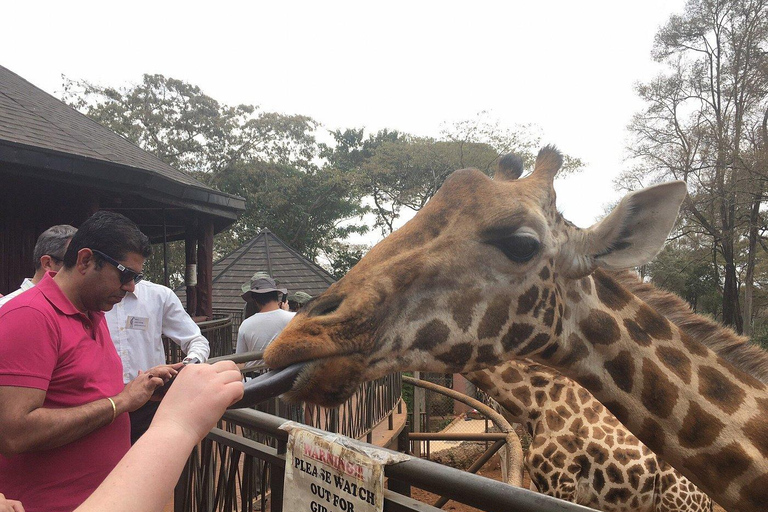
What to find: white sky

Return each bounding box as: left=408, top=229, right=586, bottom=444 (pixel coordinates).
left=2, top=0, right=686, bottom=243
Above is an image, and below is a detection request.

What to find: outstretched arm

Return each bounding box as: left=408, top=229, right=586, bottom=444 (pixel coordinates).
left=74, top=361, right=244, bottom=512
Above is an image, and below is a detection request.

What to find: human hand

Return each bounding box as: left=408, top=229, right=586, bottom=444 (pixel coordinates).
left=0, top=493, right=24, bottom=512
left=150, top=361, right=244, bottom=444
left=117, top=363, right=181, bottom=412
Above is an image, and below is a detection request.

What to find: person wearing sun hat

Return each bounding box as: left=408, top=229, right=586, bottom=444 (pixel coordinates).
left=236, top=275, right=294, bottom=369
left=287, top=291, right=313, bottom=312
left=240, top=272, right=285, bottom=320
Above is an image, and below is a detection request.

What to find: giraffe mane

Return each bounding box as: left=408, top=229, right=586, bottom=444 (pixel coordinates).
left=609, top=269, right=768, bottom=384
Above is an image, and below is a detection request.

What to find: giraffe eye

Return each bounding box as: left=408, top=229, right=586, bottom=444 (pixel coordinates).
left=308, top=297, right=342, bottom=317
left=491, top=234, right=540, bottom=263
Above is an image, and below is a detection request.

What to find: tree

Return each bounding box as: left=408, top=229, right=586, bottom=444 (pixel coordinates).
left=211, top=161, right=368, bottom=261
left=325, top=114, right=584, bottom=235
left=625, top=0, right=768, bottom=333
left=63, top=74, right=319, bottom=174
left=63, top=74, right=368, bottom=279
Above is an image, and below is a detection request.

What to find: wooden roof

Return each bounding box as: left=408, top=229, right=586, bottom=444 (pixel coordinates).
left=180, top=229, right=336, bottom=310
left=0, top=65, right=245, bottom=231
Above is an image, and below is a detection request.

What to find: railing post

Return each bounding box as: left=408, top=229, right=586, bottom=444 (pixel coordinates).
left=270, top=438, right=287, bottom=512
left=387, top=428, right=411, bottom=497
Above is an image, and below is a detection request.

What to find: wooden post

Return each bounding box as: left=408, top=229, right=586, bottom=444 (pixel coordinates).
left=196, top=216, right=214, bottom=320
left=184, top=216, right=198, bottom=316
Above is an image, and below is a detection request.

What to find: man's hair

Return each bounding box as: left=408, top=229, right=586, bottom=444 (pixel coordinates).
left=63, top=211, right=151, bottom=268
left=252, top=291, right=279, bottom=306
left=33, top=225, right=77, bottom=270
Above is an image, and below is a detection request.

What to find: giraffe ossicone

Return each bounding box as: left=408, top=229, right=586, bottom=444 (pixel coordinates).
left=265, top=146, right=768, bottom=512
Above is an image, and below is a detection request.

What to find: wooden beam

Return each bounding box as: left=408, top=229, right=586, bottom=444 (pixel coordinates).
left=196, top=216, right=214, bottom=320
left=184, top=215, right=198, bottom=316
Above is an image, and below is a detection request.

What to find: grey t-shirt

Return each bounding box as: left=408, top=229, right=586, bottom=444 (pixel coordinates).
left=235, top=309, right=295, bottom=368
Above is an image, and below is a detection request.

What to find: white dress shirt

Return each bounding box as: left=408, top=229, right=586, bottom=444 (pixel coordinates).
left=0, top=278, right=35, bottom=310
left=106, top=280, right=210, bottom=384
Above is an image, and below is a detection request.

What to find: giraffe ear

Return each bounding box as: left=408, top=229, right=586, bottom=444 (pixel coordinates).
left=494, top=154, right=524, bottom=181
left=560, top=181, right=688, bottom=277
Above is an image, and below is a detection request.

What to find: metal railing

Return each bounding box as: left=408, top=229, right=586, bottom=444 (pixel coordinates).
left=224, top=351, right=403, bottom=443
left=174, top=409, right=597, bottom=512
left=164, top=314, right=235, bottom=363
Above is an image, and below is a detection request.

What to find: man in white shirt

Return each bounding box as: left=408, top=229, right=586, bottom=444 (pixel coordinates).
left=106, top=280, right=210, bottom=443
left=236, top=276, right=295, bottom=369
left=0, top=224, right=76, bottom=309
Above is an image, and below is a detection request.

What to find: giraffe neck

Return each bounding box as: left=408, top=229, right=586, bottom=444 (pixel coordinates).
left=533, top=270, right=768, bottom=512
left=465, top=361, right=592, bottom=437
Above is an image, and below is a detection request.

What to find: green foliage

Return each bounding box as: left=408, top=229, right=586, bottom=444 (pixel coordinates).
left=645, top=243, right=721, bottom=317
left=323, top=114, right=584, bottom=235
left=63, top=73, right=367, bottom=273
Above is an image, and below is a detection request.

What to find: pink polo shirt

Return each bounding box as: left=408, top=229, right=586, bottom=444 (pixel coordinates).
left=0, top=273, right=130, bottom=512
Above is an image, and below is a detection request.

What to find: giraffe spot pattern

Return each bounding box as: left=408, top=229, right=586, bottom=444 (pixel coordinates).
left=679, top=332, right=709, bottom=357
left=604, top=350, right=635, bottom=393
left=557, top=333, right=589, bottom=367
left=605, top=487, right=633, bottom=503
left=501, top=322, right=534, bottom=352
left=635, top=304, right=673, bottom=340
left=638, top=417, right=666, bottom=456
left=641, top=359, right=678, bottom=418
left=678, top=401, right=725, bottom=449
left=412, top=319, right=450, bottom=351
left=434, top=343, right=473, bottom=369
left=681, top=442, right=751, bottom=495
left=579, top=309, right=621, bottom=345
left=601, top=401, right=630, bottom=427
left=579, top=374, right=604, bottom=395
left=539, top=266, right=551, bottom=281
left=623, top=318, right=652, bottom=346
left=512, top=386, right=532, bottom=407
left=593, top=469, right=606, bottom=493
left=698, top=365, right=745, bottom=414
left=743, top=396, right=768, bottom=458
left=594, top=270, right=633, bottom=310
left=475, top=344, right=501, bottom=366
left=477, top=293, right=512, bottom=339
left=586, top=442, right=609, bottom=464
left=740, top=473, right=768, bottom=512
left=545, top=409, right=566, bottom=431
left=656, top=346, right=692, bottom=384
left=520, top=332, right=551, bottom=356
left=516, top=286, right=539, bottom=315
left=451, top=288, right=481, bottom=332
left=539, top=343, right=559, bottom=360
left=606, top=463, right=625, bottom=484
left=556, top=434, right=584, bottom=454
left=500, top=366, right=523, bottom=384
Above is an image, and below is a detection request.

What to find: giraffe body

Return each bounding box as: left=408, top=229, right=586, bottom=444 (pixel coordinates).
left=467, top=360, right=713, bottom=512
left=265, top=147, right=768, bottom=512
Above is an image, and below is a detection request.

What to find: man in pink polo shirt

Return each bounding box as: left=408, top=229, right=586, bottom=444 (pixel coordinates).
left=0, top=211, right=179, bottom=512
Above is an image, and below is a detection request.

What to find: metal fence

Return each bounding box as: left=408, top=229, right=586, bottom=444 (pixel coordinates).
left=164, top=313, right=235, bottom=363
left=174, top=409, right=597, bottom=512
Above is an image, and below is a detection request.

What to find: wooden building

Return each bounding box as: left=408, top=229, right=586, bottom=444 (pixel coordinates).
left=0, top=65, right=245, bottom=318
left=180, top=228, right=336, bottom=315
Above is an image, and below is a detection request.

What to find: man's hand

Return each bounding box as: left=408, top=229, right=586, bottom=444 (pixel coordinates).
left=150, top=361, right=244, bottom=444
left=0, top=493, right=24, bottom=512
left=115, top=363, right=182, bottom=413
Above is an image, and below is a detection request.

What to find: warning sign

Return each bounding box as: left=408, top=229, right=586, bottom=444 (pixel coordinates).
left=283, top=427, right=384, bottom=512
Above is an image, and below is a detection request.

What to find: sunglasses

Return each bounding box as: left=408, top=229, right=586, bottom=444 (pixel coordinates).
left=91, top=249, right=144, bottom=285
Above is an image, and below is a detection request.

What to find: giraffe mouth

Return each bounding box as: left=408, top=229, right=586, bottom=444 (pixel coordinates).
left=267, top=353, right=368, bottom=407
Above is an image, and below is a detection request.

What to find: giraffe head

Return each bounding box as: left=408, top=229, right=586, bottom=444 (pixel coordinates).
left=264, top=146, right=688, bottom=406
